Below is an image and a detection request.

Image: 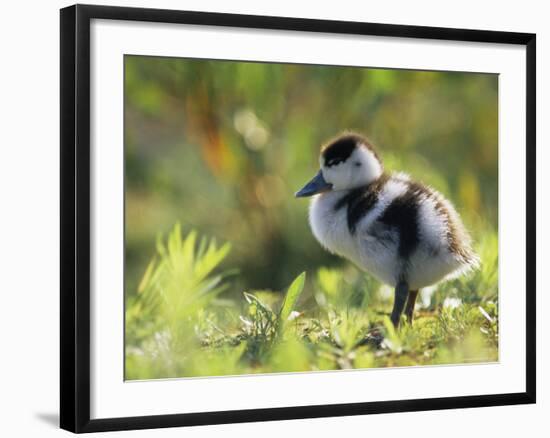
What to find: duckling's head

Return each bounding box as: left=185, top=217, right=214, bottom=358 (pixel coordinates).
left=295, top=133, right=383, bottom=197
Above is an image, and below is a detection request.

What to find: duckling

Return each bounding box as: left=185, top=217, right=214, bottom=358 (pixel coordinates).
left=295, top=133, right=479, bottom=327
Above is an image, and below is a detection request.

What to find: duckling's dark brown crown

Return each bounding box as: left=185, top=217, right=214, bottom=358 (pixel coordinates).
left=321, top=133, right=381, bottom=167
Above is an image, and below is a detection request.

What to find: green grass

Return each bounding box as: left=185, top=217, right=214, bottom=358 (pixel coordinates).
left=125, top=224, right=498, bottom=380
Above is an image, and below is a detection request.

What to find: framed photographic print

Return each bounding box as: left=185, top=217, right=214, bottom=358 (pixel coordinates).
left=60, top=4, right=536, bottom=433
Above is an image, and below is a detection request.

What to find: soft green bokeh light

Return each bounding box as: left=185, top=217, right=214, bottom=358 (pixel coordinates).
left=124, top=56, right=498, bottom=379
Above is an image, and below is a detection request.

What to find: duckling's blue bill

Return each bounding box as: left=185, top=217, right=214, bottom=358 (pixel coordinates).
left=295, top=170, right=333, bottom=197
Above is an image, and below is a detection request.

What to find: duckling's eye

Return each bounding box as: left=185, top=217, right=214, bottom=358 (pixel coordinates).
left=355, top=162, right=361, bottom=167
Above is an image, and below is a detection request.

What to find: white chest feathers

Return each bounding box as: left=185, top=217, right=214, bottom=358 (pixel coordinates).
left=309, top=191, right=355, bottom=260
left=308, top=181, right=409, bottom=286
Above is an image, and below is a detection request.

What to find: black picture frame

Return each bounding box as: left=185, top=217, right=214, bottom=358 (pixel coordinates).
left=60, top=4, right=536, bottom=433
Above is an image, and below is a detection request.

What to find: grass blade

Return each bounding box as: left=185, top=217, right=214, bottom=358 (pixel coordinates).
left=279, top=272, right=306, bottom=325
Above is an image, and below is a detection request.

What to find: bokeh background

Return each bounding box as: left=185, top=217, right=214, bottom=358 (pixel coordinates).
left=125, top=55, right=498, bottom=300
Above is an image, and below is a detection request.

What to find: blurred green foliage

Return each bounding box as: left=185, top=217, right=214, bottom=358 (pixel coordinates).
left=124, top=56, right=498, bottom=379
left=125, top=55, right=497, bottom=296
left=126, top=225, right=498, bottom=379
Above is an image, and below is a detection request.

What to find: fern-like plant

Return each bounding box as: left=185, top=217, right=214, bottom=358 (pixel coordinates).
left=125, top=223, right=231, bottom=378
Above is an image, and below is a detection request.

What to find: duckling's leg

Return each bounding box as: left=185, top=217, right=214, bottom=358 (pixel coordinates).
left=390, top=280, right=409, bottom=328
left=404, top=289, right=419, bottom=325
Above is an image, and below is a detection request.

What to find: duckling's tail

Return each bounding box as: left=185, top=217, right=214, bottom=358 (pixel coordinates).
left=446, top=249, right=481, bottom=282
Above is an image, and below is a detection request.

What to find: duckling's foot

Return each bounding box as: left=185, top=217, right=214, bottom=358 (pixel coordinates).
left=390, top=280, right=409, bottom=328
left=359, top=328, right=385, bottom=348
